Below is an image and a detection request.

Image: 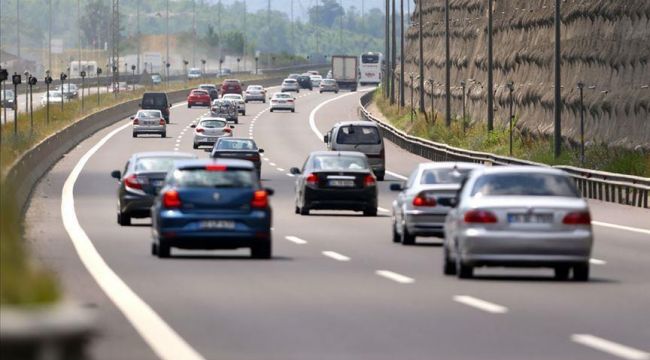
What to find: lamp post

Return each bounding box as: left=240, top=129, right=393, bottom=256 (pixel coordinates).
left=553, top=0, right=562, bottom=158
left=59, top=72, right=67, bottom=110
left=23, top=71, right=30, bottom=113
left=80, top=70, right=86, bottom=113
left=237, top=58, right=241, bottom=73
left=219, top=58, right=224, bottom=77
left=1, top=68, right=8, bottom=126
left=12, top=73, right=21, bottom=134
left=131, top=65, right=136, bottom=90
left=409, top=73, right=415, bottom=121
left=507, top=81, right=515, bottom=156
left=426, top=79, right=435, bottom=122
left=28, top=75, right=37, bottom=131
left=461, top=80, right=467, bottom=133
left=183, top=60, right=189, bottom=83
left=255, top=57, right=259, bottom=75
left=201, top=59, right=206, bottom=78
left=486, top=0, right=494, bottom=132
left=577, top=81, right=585, bottom=165
left=45, top=71, right=52, bottom=125
left=112, top=65, right=118, bottom=95
left=96, top=68, right=103, bottom=105
left=165, top=62, right=171, bottom=88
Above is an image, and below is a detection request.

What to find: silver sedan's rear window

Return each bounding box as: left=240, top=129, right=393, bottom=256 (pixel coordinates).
left=471, top=173, right=579, bottom=197
left=420, top=168, right=473, bottom=185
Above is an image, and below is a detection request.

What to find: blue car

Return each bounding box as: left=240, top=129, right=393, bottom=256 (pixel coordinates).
left=151, top=159, right=274, bottom=259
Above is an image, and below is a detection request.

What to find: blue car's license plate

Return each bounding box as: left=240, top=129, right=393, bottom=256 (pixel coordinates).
left=199, top=220, right=236, bottom=230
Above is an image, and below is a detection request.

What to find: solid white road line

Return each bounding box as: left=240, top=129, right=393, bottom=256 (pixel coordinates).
left=277, top=167, right=285, bottom=172
left=286, top=173, right=295, bottom=177
left=61, top=120, right=205, bottom=360
left=592, top=221, right=650, bottom=236
left=453, top=295, right=508, bottom=314
left=269, top=162, right=276, bottom=166
left=285, top=236, right=308, bottom=245
left=386, top=170, right=408, bottom=180
left=571, top=334, right=649, bottom=360
left=322, top=251, right=351, bottom=262
left=375, top=270, right=415, bottom=284
left=308, top=91, right=369, bottom=138
left=377, top=207, right=390, bottom=213
left=590, top=258, right=607, bottom=265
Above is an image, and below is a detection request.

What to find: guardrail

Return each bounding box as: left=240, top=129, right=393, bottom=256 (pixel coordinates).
left=359, top=91, right=650, bottom=208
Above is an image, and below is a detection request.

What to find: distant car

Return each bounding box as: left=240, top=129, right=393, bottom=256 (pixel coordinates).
left=140, top=92, right=171, bottom=123
left=269, top=92, right=295, bottom=112
left=217, top=68, right=232, bottom=77
left=131, top=109, right=167, bottom=138
left=56, top=83, right=79, bottom=98
left=151, top=74, right=162, bottom=85
left=1, top=89, right=16, bottom=110
left=310, top=74, right=323, bottom=87
left=319, top=79, right=339, bottom=93
left=222, top=93, right=246, bottom=115
left=110, top=151, right=197, bottom=226
left=187, top=68, right=202, bottom=79
left=244, top=85, right=266, bottom=103
left=192, top=117, right=233, bottom=149
left=198, top=84, right=219, bottom=100
left=290, top=151, right=378, bottom=216
left=220, top=79, right=243, bottom=95
left=210, top=99, right=239, bottom=123
left=211, top=138, right=264, bottom=176
left=150, top=159, right=274, bottom=259
left=281, top=78, right=299, bottom=93
left=390, top=162, right=484, bottom=245
left=187, top=89, right=211, bottom=108
left=111, top=82, right=129, bottom=93
left=307, top=70, right=320, bottom=76
left=443, top=166, right=593, bottom=281
left=324, top=121, right=385, bottom=180
left=40, top=91, right=65, bottom=106
left=326, top=70, right=333, bottom=79
left=287, top=73, right=300, bottom=80
left=296, top=75, right=313, bottom=90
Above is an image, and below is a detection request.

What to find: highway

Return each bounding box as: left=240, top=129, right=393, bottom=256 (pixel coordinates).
left=25, top=85, right=650, bottom=360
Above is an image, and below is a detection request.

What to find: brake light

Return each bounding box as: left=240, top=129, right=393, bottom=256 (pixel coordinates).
left=251, top=190, right=268, bottom=208
left=364, top=174, right=376, bottom=187
left=413, top=192, right=436, bottom=207
left=124, top=174, right=143, bottom=190
left=211, top=107, right=217, bottom=112
left=464, top=210, right=498, bottom=223
left=163, top=190, right=181, bottom=208
left=563, top=211, right=591, bottom=225
left=159, top=118, right=165, bottom=125
left=132, top=118, right=139, bottom=125
left=223, top=128, right=232, bottom=133
left=205, top=164, right=227, bottom=171
left=287, top=99, right=294, bottom=103
left=306, top=173, right=318, bottom=185
left=196, top=128, right=205, bottom=133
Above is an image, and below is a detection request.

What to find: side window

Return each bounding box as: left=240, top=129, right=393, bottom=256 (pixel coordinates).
left=405, top=169, right=418, bottom=189
left=302, top=157, right=312, bottom=173
left=123, top=161, right=130, bottom=178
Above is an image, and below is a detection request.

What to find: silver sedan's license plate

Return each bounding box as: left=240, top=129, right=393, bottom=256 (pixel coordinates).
left=508, top=213, right=553, bottom=223
left=329, top=180, right=355, bottom=187
left=152, top=180, right=164, bottom=186
left=199, top=220, right=235, bottom=230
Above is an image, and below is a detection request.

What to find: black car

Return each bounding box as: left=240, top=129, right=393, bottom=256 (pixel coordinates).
left=290, top=151, right=378, bottom=216
left=198, top=84, right=219, bottom=100
left=211, top=138, right=264, bottom=176
left=111, top=152, right=197, bottom=225
left=1, top=89, right=16, bottom=110
left=140, top=92, right=172, bottom=123
left=297, top=75, right=313, bottom=90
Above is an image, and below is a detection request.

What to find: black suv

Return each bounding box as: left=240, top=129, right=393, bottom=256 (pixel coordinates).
left=198, top=84, right=219, bottom=100
left=140, top=92, right=171, bottom=123
left=297, top=75, right=313, bottom=90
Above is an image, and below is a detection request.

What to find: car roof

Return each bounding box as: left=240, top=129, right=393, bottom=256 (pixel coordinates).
left=143, top=92, right=167, bottom=96
left=174, top=158, right=255, bottom=170
left=283, top=78, right=297, bottom=81
left=310, top=151, right=368, bottom=158
left=199, top=84, right=216, bottom=87
left=334, top=120, right=379, bottom=128
left=132, top=151, right=196, bottom=159
left=199, top=117, right=227, bottom=122
left=217, top=137, right=256, bottom=143
left=473, top=165, right=564, bottom=176
left=417, top=162, right=485, bottom=170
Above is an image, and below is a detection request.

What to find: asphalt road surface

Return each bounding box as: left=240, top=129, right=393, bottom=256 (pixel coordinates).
left=26, top=85, right=650, bottom=360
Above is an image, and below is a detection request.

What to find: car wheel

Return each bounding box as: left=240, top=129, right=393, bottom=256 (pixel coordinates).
left=554, top=266, right=570, bottom=281
left=319, top=91, right=323, bottom=94
left=573, top=263, right=590, bottom=281
left=242, top=111, right=246, bottom=116
left=193, top=143, right=199, bottom=149
left=161, top=132, right=166, bottom=138
left=392, top=221, right=401, bottom=243
left=299, top=203, right=310, bottom=216
left=132, top=132, right=137, bottom=138
left=401, top=225, right=415, bottom=245
left=376, top=173, right=385, bottom=181
left=234, top=119, right=239, bottom=124
left=456, top=256, right=473, bottom=279
left=251, top=242, right=272, bottom=259
left=187, top=104, right=191, bottom=108
left=117, top=212, right=131, bottom=226
left=157, top=242, right=171, bottom=258
left=151, top=243, right=158, bottom=256
left=270, top=109, right=274, bottom=112
left=443, top=247, right=457, bottom=275
left=335, top=91, right=339, bottom=94
left=363, top=207, right=377, bottom=216
left=263, top=100, right=266, bottom=104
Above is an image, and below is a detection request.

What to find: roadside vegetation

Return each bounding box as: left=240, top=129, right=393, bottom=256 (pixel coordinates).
left=373, top=90, right=650, bottom=177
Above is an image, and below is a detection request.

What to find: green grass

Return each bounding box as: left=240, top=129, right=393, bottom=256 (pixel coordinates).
left=374, top=90, right=650, bottom=177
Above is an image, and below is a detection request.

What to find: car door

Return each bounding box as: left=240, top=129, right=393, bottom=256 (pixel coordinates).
left=394, top=169, right=418, bottom=233
left=296, top=157, right=312, bottom=206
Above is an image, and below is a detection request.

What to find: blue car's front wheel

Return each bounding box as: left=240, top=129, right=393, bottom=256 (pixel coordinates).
left=251, top=242, right=272, bottom=259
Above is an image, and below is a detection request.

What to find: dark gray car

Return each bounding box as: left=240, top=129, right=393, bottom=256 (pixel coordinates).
left=111, top=152, right=197, bottom=225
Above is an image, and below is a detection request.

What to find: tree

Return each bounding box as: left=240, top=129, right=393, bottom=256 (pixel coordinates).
left=308, top=0, right=344, bottom=28
left=204, top=25, right=220, bottom=48
left=80, top=0, right=111, bottom=49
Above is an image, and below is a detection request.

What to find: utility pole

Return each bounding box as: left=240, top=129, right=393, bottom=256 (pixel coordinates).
left=418, top=0, right=425, bottom=113
left=137, top=0, right=141, bottom=74
left=192, top=0, right=196, bottom=68
left=78, top=0, right=81, bottom=84
left=444, top=0, right=451, bottom=127
left=390, top=0, right=396, bottom=105
left=243, top=0, right=247, bottom=63
left=290, top=0, right=294, bottom=53
left=340, top=0, right=344, bottom=48
left=487, top=0, right=494, bottom=131
left=553, top=0, right=562, bottom=158
left=112, top=0, right=120, bottom=92
left=16, top=1, right=20, bottom=59
left=384, top=0, right=390, bottom=98
left=49, top=0, right=52, bottom=72
left=268, top=0, right=272, bottom=64
left=399, top=0, right=405, bottom=107
left=166, top=0, right=170, bottom=78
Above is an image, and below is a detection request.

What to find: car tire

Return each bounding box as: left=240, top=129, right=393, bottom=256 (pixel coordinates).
left=188, top=104, right=191, bottom=108
left=193, top=143, right=199, bottom=149
left=242, top=111, right=246, bottom=116
left=456, top=257, right=473, bottom=279
left=554, top=266, right=570, bottom=281
left=251, top=242, right=272, bottom=259
left=363, top=207, right=377, bottom=216
left=161, top=132, right=166, bottom=138
left=263, top=100, right=266, bottom=104
left=319, top=91, right=323, bottom=94
left=270, top=109, right=274, bottom=112
left=291, top=109, right=295, bottom=113
left=157, top=242, right=171, bottom=258
left=335, top=91, right=339, bottom=94
left=392, top=221, right=401, bottom=243
left=234, top=119, right=239, bottom=124
left=443, top=247, right=457, bottom=275
left=573, top=263, right=590, bottom=281
left=295, top=206, right=300, bottom=214
left=117, top=212, right=131, bottom=226
left=132, top=132, right=137, bottom=138
left=151, top=243, right=158, bottom=256
left=299, top=204, right=310, bottom=216
left=376, top=173, right=385, bottom=181
left=401, top=225, right=415, bottom=245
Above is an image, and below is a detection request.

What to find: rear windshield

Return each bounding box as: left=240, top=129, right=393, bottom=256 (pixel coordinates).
left=223, top=95, right=241, bottom=99
left=216, top=139, right=257, bottom=150
left=362, top=54, right=380, bottom=64
left=284, top=79, right=297, bottom=83
left=336, top=126, right=381, bottom=145
left=275, top=93, right=291, bottom=99
left=248, top=86, right=263, bottom=91
left=192, top=90, right=208, bottom=96
left=137, top=110, right=162, bottom=118
left=471, top=173, right=580, bottom=197
left=224, top=80, right=240, bottom=85
left=142, top=94, right=167, bottom=107
left=200, top=119, right=227, bottom=128
left=135, top=157, right=184, bottom=173
left=200, top=85, right=216, bottom=90
left=322, top=80, right=336, bottom=84
left=313, top=155, right=368, bottom=171
left=420, top=168, right=475, bottom=185
left=172, top=169, right=255, bottom=188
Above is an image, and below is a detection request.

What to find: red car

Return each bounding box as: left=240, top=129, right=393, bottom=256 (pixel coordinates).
left=220, top=79, right=243, bottom=95
left=187, top=89, right=211, bottom=108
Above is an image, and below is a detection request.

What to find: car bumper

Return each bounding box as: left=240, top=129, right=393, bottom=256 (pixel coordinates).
left=404, top=210, right=448, bottom=236
left=458, top=228, right=593, bottom=266
left=281, top=87, right=299, bottom=92
left=193, top=134, right=227, bottom=145
left=304, top=186, right=377, bottom=211
left=270, top=103, right=295, bottom=110
left=133, top=125, right=165, bottom=133
left=320, top=87, right=338, bottom=92
left=121, top=193, right=155, bottom=218
left=245, top=95, right=265, bottom=101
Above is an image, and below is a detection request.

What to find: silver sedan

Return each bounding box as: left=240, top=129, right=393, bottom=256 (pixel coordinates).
left=390, top=162, right=484, bottom=245
left=443, top=166, right=593, bottom=281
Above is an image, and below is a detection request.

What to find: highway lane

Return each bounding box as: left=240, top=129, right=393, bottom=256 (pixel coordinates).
left=25, top=85, right=650, bottom=359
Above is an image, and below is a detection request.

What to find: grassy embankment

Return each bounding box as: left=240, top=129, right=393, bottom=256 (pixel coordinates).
left=0, top=74, right=271, bottom=305
left=373, top=90, right=650, bottom=177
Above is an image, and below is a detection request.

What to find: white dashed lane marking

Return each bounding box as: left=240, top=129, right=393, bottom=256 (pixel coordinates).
left=571, top=334, right=649, bottom=360
left=285, top=236, right=307, bottom=245
left=590, top=258, right=607, bottom=265
left=453, top=295, right=508, bottom=314
left=375, top=270, right=415, bottom=284
left=322, top=251, right=351, bottom=262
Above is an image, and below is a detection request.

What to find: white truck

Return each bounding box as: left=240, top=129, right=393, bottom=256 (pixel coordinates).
left=331, top=55, right=358, bottom=92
